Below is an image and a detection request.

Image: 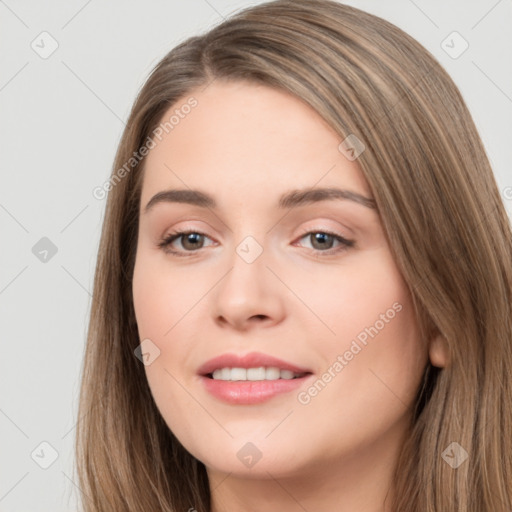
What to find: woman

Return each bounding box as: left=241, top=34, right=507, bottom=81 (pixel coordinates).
left=75, top=1, right=512, bottom=510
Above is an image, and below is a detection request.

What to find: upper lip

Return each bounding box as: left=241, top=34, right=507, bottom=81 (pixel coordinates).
left=197, top=351, right=313, bottom=376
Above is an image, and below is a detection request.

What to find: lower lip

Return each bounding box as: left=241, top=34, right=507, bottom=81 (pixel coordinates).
left=200, top=374, right=313, bottom=405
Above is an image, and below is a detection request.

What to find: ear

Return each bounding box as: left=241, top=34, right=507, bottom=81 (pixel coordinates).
left=429, top=334, right=449, bottom=368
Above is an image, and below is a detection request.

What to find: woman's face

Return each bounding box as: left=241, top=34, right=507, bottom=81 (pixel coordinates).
left=132, top=80, right=428, bottom=481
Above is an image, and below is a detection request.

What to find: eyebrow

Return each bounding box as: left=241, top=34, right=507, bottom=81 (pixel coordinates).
left=143, top=187, right=377, bottom=214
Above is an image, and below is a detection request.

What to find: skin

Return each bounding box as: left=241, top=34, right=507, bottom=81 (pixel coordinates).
left=132, top=80, right=447, bottom=512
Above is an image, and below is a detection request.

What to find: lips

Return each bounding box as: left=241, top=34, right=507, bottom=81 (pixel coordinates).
left=197, top=351, right=312, bottom=377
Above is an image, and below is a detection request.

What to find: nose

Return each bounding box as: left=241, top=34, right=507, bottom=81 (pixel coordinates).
left=212, top=239, right=286, bottom=331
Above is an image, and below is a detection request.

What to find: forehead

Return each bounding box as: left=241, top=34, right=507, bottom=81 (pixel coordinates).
left=140, top=80, right=371, bottom=207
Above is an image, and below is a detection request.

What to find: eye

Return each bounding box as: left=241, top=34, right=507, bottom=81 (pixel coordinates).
left=157, top=230, right=215, bottom=257
left=295, top=230, right=355, bottom=256
left=157, top=229, right=355, bottom=257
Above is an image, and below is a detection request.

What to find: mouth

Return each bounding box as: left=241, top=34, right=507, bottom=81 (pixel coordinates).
left=197, top=352, right=314, bottom=404
left=204, top=367, right=312, bottom=381
left=197, top=351, right=312, bottom=378
left=199, top=370, right=314, bottom=405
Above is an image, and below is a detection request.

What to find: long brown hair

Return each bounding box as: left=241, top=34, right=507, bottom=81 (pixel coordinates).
left=75, top=1, right=512, bottom=510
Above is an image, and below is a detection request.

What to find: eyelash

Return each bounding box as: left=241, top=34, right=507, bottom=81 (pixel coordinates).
left=157, top=228, right=355, bottom=258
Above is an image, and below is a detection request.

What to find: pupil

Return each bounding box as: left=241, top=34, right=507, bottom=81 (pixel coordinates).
left=184, top=233, right=202, bottom=249
left=312, top=233, right=332, bottom=249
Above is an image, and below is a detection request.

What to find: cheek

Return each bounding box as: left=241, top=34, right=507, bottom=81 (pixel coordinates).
left=293, top=248, right=416, bottom=345
left=306, top=248, right=427, bottom=410
left=132, top=267, right=170, bottom=338
left=132, top=255, right=202, bottom=442
left=132, top=250, right=208, bottom=389
left=132, top=250, right=198, bottom=340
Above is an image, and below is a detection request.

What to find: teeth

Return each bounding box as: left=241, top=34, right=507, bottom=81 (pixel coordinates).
left=247, top=367, right=266, bottom=380
left=211, top=366, right=304, bottom=381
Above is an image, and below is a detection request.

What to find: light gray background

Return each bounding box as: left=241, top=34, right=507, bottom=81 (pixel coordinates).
left=1, top=0, right=511, bottom=510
